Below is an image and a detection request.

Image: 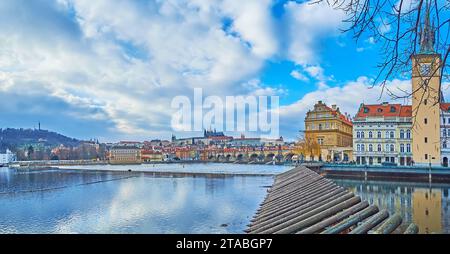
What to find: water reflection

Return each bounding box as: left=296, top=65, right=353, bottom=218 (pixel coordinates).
left=0, top=167, right=274, bottom=234
left=332, top=178, right=450, bottom=234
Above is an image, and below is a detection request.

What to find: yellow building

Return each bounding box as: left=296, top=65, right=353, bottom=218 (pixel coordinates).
left=304, top=101, right=353, bottom=161
left=411, top=4, right=442, bottom=166
left=109, top=145, right=142, bottom=164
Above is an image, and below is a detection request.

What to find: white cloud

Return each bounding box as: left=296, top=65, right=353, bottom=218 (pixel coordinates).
left=290, top=70, right=309, bottom=81
left=284, top=1, right=346, bottom=65
left=0, top=0, right=279, bottom=140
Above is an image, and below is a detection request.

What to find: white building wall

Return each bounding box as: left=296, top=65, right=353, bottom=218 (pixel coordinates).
left=353, top=118, right=412, bottom=166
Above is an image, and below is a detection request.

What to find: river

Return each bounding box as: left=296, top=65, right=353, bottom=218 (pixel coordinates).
left=0, top=164, right=449, bottom=234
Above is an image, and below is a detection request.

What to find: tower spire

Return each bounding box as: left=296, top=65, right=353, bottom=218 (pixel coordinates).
left=419, top=0, right=435, bottom=53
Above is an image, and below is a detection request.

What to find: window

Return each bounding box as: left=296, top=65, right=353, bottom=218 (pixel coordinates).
left=326, top=123, right=329, bottom=129
left=369, top=131, right=373, bottom=139
left=425, top=137, right=428, bottom=143
left=444, top=130, right=447, bottom=137
left=385, top=144, right=390, bottom=152
left=390, top=131, right=394, bottom=139
left=400, top=130, right=405, bottom=139
left=319, top=124, right=323, bottom=130
left=447, top=129, right=450, bottom=136
left=361, top=131, right=365, bottom=138
left=390, top=106, right=396, bottom=112
left=390, top=144, right=395, bottom=152
left=364, top=107, right=369, bottom=113
left=357, top=144, right=361, bottom=152
left=377, top=144, right=382, bottom=152
left=444, top=142, right=447, bottom=149
left=357, top=131, right=360, bottom=139
left=425, top=154, right=428, bottom=160
left=385, top=131, right=390, bottom=139
left=377, top=131, right=382, bottom=139
left=406, top=130, right=411, bottom=139
left=361, top=144, right=365, bottom=152
left=400, top=144, right=405, bottom=153
left=424, top=99, right=427, bottom=105
left=407, top=144, right=411, bottom=153
left=424, top=118, right=428, bottom=124
left=369, top=144, right=373, bottom=152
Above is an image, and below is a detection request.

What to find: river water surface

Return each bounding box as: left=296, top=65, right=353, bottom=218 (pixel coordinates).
left=1, top=164, right=449, bottom=234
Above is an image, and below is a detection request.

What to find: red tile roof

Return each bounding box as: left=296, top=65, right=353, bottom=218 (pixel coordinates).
left=440, top=103, right=450, bottom=112
left=355, top=103, right=412, bottom=118
left=321, top=104, right=353, bottom=126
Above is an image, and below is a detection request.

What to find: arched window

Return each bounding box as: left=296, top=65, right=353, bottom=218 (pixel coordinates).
left=357, top=131, right=360, bottom=139
left=385, top=131, right=390, bottom=139
left=361, top=144, right=365, bottom=152
left=368, top=131, right=373, bottom=139
left=390, top=131, right=395, bottom=139
left=400, top=130, right=405, bottom=139
left=361, top=131, right=365, bottom=139
left=406, top=144, right=411, bottom=153
left=369, top=144, right=373, bottom=152
left=377, top=131, right=382, bottom=139
left=400, top=144, right=405, bottom=153
left=385, top=144, right=390, bottom=152
left=357, top=144, right=361, bottom=151
left=377, top=144, right=382, bottom=152
left=406, top=130, right=411, bottom=139
left=390, top=144, right=395, bottom=152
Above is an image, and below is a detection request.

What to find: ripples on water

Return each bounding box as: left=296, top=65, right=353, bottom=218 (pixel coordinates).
left=0, top=164, right=290, bottom=234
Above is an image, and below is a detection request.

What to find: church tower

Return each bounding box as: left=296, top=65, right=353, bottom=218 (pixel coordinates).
left=411, top=1, right=442, bottom=166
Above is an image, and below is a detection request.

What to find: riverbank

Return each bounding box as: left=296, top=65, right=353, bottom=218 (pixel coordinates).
left=320, top=164, right=450, bottom=183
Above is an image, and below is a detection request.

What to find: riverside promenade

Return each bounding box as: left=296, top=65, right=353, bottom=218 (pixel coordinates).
left=246, top=166, right=418, bottom=234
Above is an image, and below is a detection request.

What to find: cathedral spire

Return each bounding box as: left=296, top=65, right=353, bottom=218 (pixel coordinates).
left=419, top=0, right=435, bottom=53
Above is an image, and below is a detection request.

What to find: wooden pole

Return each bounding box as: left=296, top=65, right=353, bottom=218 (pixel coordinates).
left=349, top=210, right=389, bottom=234
left=297, top=201, right=369, bottom=234
left=403, top=223, right=419, bottom=234
left=372, top=213, right=402, bottom=234
left=320, top=205, right=379, bottom=234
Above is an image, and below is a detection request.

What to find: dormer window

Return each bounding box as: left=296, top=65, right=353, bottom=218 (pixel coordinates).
left=363, top=107, right=369, bottom=113
left=377, top=108, right=383, bottom=112
left=390, top=106, right=396, bottom=112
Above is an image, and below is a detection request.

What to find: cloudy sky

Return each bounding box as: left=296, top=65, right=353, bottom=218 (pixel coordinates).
left=0, top=0, right=448, bottom=142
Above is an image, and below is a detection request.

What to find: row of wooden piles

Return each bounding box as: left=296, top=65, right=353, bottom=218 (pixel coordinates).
left=246, top=166, right=419, bottom=234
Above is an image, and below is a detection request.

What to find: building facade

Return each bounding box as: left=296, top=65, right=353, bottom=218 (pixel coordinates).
left=304, top=101, right=353, bottom=161
left=0, top=149, right=16, bottom=165
left=440, top=103, right=450, bottom=166
left=109, top=145, right=142, bottom=164
left=353, top=103, right=412, bottom=166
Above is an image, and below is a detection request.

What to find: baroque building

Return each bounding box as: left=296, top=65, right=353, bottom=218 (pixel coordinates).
left=304, top=101, right=353, bottom=161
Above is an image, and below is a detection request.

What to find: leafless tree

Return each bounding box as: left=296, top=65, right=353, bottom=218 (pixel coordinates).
left=312, top=0, right=448, bottom=90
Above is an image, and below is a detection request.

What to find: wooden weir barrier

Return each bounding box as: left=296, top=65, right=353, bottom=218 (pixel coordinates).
left=246, top=166, right=418, bottom=234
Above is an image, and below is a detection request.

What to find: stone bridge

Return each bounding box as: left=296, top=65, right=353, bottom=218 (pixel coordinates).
left=200, top=148, right=296, bottom=163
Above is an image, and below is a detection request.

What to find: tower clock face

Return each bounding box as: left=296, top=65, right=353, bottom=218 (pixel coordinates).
left=419, top=63, right=431, bottom=76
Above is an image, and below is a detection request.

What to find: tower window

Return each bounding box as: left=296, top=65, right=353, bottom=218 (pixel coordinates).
left=425, top=154, right=428, bottom=160
left=424, top=118, right=428, bottom=124
left=424, top=99, right=427, bottom=105
left=425, top=137, right=428, bottom=143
